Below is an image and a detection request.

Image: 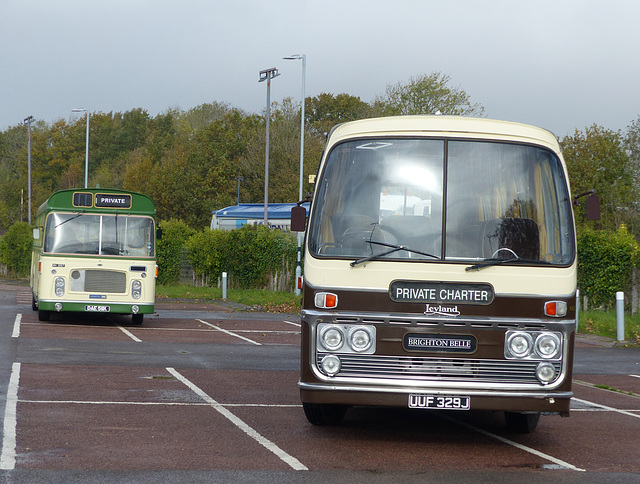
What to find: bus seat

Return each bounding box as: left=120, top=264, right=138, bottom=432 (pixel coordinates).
left=480, top=218, right=540, bottom=260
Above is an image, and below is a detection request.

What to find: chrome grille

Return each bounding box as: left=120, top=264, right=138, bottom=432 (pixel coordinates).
left=70, top=270, right=126, bottom=293
left=316, top=353, right=560, bottom=385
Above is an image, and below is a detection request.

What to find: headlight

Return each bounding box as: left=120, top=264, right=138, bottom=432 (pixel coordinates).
left=316, top=323, right=376, bottom=355
left=536, top=362, right=557, bottom=384
left=505, top=331, right=563, bottom=360
left=506, top=332, right=533, bottom=358
left=535, top=332, right=561, bottom=359
left=348, top=327, right=373, bottom=352
left=54, top=277, right=65, bottom=297
left=320, top=326, right=344, bottom=351
left=320, top=354, right=341, bottom=376
left=131, top=279, right=142, bottom=299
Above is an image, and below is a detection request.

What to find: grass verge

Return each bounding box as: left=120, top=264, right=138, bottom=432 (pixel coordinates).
left=155, top=284, right=301, bottom=313
left=579, top=310, right=640, bottom=343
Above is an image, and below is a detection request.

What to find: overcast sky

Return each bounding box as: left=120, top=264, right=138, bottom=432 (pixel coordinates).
left=2, top=0, right=639, bottom=138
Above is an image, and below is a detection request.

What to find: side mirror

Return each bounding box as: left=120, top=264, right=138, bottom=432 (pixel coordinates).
left=33, top=228, right=40, bottom=240
left=291, top=205, right=307, bottom=232
left=586, top=194, right=600, bottom=221
left=156, top=227, right=163, bottom=240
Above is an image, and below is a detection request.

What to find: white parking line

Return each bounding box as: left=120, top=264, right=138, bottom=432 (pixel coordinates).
left=283, top=320, right=301, bottom=327
left=441, top=413, right=585, bottom=472
left=197, top=319, right=261, bottom=345
left=117, top=325, right=142, bottom=342
left=1, top=362, right=21, bottom=470
left=12, top=314, right=21, bottom=338
left=167, top=367, right=307, bottom=471
left=18, top=399, right=301, bottom=408
left=630, top=374, right=640, bottom=379
left=572, top=397, right=640, bottom=420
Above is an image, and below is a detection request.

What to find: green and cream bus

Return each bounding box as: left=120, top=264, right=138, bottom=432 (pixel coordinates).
left=31, top=189, right=159, bottom=325
left=292, top=115, right=589, bottom=433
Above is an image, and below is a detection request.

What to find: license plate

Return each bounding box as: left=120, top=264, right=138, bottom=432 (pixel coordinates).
left=85, top=305, right=110, bottom=312
left=408, top=394, right=470, bottom=410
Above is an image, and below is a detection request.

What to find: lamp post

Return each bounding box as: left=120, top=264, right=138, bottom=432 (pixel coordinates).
left=283, top=54, right=306, bottom=295
left=236, top=176, right=243, bottom=205
left=72, top=108, right=89, bottom=188
left=258, top=67, right=280, bottom=226
left=23, top=116, right=34, bottom=225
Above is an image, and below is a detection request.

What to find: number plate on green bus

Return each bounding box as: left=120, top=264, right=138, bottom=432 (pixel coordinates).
left=85, top=305, right=110, bottom=312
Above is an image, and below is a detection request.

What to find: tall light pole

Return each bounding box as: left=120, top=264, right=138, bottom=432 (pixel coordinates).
left=283, top=54, right=306, bottom=295
left=23, top=115, right=34, bottom=225
left=258, top=68, right=280, bottom=226
left=72, top=108, right=89, bottom=188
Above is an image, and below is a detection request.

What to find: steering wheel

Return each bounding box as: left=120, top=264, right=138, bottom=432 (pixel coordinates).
left=492, top=247, right=518, bottom=259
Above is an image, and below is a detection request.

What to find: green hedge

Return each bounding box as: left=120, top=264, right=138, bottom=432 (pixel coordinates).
left=156, top=220, right=196, bottom=285
left=577, top=225, right=640, bottom=309
left=186, top=225, right=298, bottom=289
left=0, top=222, right=33, bottom=279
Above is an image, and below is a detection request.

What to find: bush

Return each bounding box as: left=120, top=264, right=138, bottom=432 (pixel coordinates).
left=0, top=222, right=33, bottom=279
left=156, top=219, right=196, bottom=285
left=577, top=225, right=640, bottom=309
left=186, top=225, right=298, bottom=290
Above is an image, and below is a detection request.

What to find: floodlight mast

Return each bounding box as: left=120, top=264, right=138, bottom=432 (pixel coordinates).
left=72, top=108, right=89, bottom=188
left=258, top=68, right=280, bottom=225
left=283, top=54, right=307, bottom=295
left=24, top=115, right=34, bottom=224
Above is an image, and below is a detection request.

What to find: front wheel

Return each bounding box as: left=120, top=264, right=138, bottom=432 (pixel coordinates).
left=302, top=402, right=348, bottom=426
left=131, top=313, right=144, bottom=325
left=37, top=309, right=50, bottom=322
left=505, top=411, right=540, bottom=433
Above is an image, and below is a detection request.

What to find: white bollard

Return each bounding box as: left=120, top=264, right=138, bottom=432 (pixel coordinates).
left=616, top=291, right=625, bottom=341
left=222, top=272, right=227, bottom=300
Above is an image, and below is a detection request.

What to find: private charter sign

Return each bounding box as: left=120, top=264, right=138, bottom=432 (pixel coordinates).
left=389, top=280, right=494, bottom=305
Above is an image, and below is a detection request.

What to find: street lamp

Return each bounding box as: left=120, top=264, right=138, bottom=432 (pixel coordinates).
left=236, top=176, right=243, bottom=205
left=23, top=116, right=34, bottom=225
left=259, top=67, right=280, bottom=226
left=283, top=54, right=306, bottom=295
left=72, top=108, right=89, bottom=188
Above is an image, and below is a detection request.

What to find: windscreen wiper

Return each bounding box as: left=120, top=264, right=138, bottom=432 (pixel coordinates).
left=351, top=240, right=439, bottom=267
left=55, top=210, right=85, bottom=228
left=465, top=257, right=550, bottom=271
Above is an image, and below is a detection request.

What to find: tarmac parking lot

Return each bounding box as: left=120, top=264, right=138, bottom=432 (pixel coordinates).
left=0, top=284, right=639, bottom=483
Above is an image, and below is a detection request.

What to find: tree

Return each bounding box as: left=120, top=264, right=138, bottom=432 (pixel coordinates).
left=561, top=125, right=639, bottom=234
left=305, top=92, right=371, bottom=136
left=373, top=72, right=485, bottom=117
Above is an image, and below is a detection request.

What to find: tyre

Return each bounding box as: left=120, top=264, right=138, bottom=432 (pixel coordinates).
left=37, top=309, right=50, bottom=322
left=505, top=411, right=540, bottom=433
left=131, top=313, right=144, bottom=325
left=302, top=402, right=348, bottom=426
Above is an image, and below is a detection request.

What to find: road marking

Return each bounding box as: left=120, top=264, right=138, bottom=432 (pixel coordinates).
left=1, top=362, right=21, bottom=470
left=572, top=397, right=640, bottom=420
left=18, top=399, right=301, bottom=408
left=12, top=314, right=21, bottom=338
left=167, top=367, right=307, bottom=471
left=283, top=320, right=301, bottom=327
left=197, top=319, right=261, bottom=345
left=117, top=325, right=142, bottom=342
left=441, top=413, right=585, bottom=472
left=631, top=374, right=640, bottom=379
